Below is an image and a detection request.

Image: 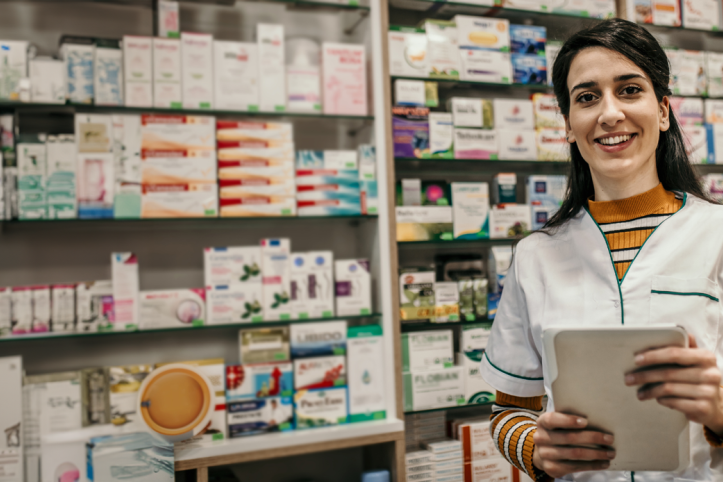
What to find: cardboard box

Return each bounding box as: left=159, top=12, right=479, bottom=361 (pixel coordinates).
left=434, top=282, right=460, bottom=323
left=0, top=40, right=28, bottom=100
left=76, top=113, right=113, bottom=153
left=158, top=0, right=179, bottom=38
left=450, top=97, right=484, bottom=128
left=322, top=42, right=367, bottom=115
left=536, top=128, right=569, bottom=161
left=46, top=135, right=77, bottom=219
left=51, top=284, right=76, bottom=332
left=204, top=246, right=262, bottom=287
left=290, top=320, right=346, bottom=357
left=112, top=115, right=142, bottom=218
left=388, top=27, right=428, bottom=78
left=207, top=284, right=263, bottom=324
left=77, top=152, right=114, bottom=219
left=0, top=288, right=11, bottom=336
left=294, top=387, right=349, bottom=429
left=239, top=326, right=290, bottom=364
left=493, top=98, right=534, bottom=130
left=0, top=357, right=22, bottom=482
left=141, top=114, right=215, bottom=152
left=220, top=198, right=295, bottom=217
left=532, top=93, right=564, bottom=128
left=547, top=40, right=562, bottom=85
left=492, top=173, right=516, bottom=204
left=286, top=61, right=321, bottom=113
left=181, top=32, right=214, bottom=109
left=29, top=58, right=65, bottom=103
left=490, top=203, right=532, bottom=238
left=707, top=124, right=723, bottom=164
left=683, top=0, right=722, bottom=30
left=459, top=279, right=488, bottom=321
left=347, top=325, right=386, bottom=422
left=454, top=16, right=510, bottom=52
left=141, top=152, right=217, bottom=185
left=289, top=252, right=335, bottom=320
left=87, top=433, right=174, bottom=481
left=260, top=238, right=292, bottom=321
left=428, top=112, right=453, bottom=159
left=152, top=38, right=182, bottom=109
left=139, top=289, right=206, bottom=329
left=498, top=129, right=537, bottom=160
left=81, top=367, right=111, bottom=426
left=75, top=280, right=113, bottom=333
left=457, top=351, right=495, bottom=404
left=226, top=363, right=293, bottom=400
left=227, top=397, right=294, bottom=437
left=94, top=41, right=123, bottom=106
left=653, top=0, right=681, bottom=26
left=454, top=129, right=498, bottom=160
left=392, top=106, right=429, bottom=159
left=399, top=269, right=436, bottom=321
left=17, top=141, right=47, bottom=220
left=112, top=252, right=139, bottom=330
left=463, top=458, right=517, bottom=482
left=395, top=79, right=426, bottom=106
left=294, top=355, right=347, bottom=389
left=424, top=20, right=460, bottom=79
left=396, top=206, right=453, bottom=241
left=489, top=246, right=512, bottom=294
left=214, top=41, right=259, bottom=111
left=257, top=24, right=286, bottom=112
left=683, top=124, right=708, bottom=164
left=512, top=53, right=547, bottom=85
left=667, top=49, right=706, bottom=96
left=510, top=24, right=546, bottom=55
left=703, top=173, right=723, bottom=202
left=459, top=49, right=512, bottom=84
left=670, top=97, right=703, bottom=125
left=707, top=52, right=723, bottom=98
left=216, top=120, right=293, bottom=142
left=41, top=442, right=87, bottom=482
left=707, top=99, right=723, bottom=124
left=141, top=183, right=218, bottom=218
left=401, top=330, right=454, bottom=371
left=335, top=259, right=372, bottom=316
left=402, top=367, right=465, bottom=412
left=108, top=365, right=152, bottom=427
left=361, top=180, right=378, bottom=215
left=458, top=420, right=498, bottom=462
left=452, top=182, right=490, bottom=240
left=61, top=39, right=94, bottom=104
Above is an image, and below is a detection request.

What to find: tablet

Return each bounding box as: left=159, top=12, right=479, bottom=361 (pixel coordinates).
left=542, top=325, right=690, bottom=472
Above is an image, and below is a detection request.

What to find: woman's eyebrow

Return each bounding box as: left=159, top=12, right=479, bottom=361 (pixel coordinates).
left=571, top=73, right=647, bottom=94
left=571, top=81, right=596, bottom=94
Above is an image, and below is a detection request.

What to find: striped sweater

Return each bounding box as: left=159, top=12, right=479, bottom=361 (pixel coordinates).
left=490, top=184, right=685, bottom=481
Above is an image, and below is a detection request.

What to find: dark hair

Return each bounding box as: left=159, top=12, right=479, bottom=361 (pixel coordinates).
left=545, top=18, right=713, bottom=230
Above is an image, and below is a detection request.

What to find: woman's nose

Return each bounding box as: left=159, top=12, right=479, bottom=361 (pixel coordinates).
left=598, top=94, right=626, bottom=126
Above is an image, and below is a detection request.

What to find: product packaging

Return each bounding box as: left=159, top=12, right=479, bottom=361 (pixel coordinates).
left=289, top=252, right=335, bottom=320
left=257, top=24, right=286, bottom=112
left=294, top=355, right=347, bottom=389
left=226, top=362, right=294, bottom=400
left=214, top=41, right=259, bottom=111
left=458, top=419, right=498, bottom=462
left=536, top=128, right=569, bottom=161
left=492, top=173, right=517, bottom=204
left=554, top=0, right=616, bottom=18
left=451, top=182, right=490, bottom=240
left=427, top=112, right=454, bottom=159
left=706, top=51, right=723, bottom=98
left=683, top=124, right=709, bottom=163
left=528, top=174, right=567, bottom=229
left=121, top=36, right=152, bottom=107
left=395, top=206, right=454, bottom=242
left=392, top=106, right=429, bottom=159
left=294, top=387, right=349, bottom=429
left=61, top=38, right=94, bottom=104
left=216, top=119, right=293, bottom=141
left=204, top=246, right=262, bottom=287
left=489, top=246, right=512, bottom=295
left=141, top=151, right=217, bottom=184
left=395, top=79, right=426, bottom=106
left=453, top=129, right=498, bottom=160
left=46, top=135, right=77, bottom=219
left=77, top=153, right=114, bottom=218
left=653, top=0, right=681, bottom=26
left=667, top=49, right=706, bottom=96
left=322, top=42, right=367, bottom=115
left=153, top=38, right=182, bottom=109
left=532, top=93, right=564, bottom=128
left=399, top=269, right=436, bottom=321
left=51, top=284, right=76, bottom=332
left=81, top=367, right=111, bottom=426
left=29, top=58, right=65, bottom=103
left=358, top=144, right=376, bottom=180
left=141, top=114, right=215, bottom=151
left=670, top=97, right=704, bottom=125
left=511, top=54, right=547, bottom=85
left=112, top=252, right=139, bottom=331
left=457, top=336, right=495, bottom=404
left=141, top=183, right=218, bottom=218
left=459, top=278, right=488, bottom=321
left=93, top=40, right=123, bottom=106
left=703, top=173, right=723, bottom=201
left=16, top=140, right=47, bottom=220
left=10, top=287, right=32, bottom=334
left=424, top=20, right=460, bottom=79
left=493, top=98, right=534, bottom=129
left=334, top=259, right=372, bottom=316
left=40, top=443, right=87, bottom=482
left=459, top=49, right=512, bottom=83
left=388, top=26, right=428, bottom=78
left=682, top=0, right=722, bottom=30
left=290, top=320, right=346, bottom=358
left=139, top=289, right=205, bottom=329
left=87, top=433, right=174, bottom=481
left=463, top=458, right=518, bottom=482
left=402, top=367, right=465, bottom=412
left=285, top=38, right=321, bottom=113
left=239, top=326, right=290, bottom=364
left=361, top=180, right=378, bottom=215
left=434, top=282, right=460, bottom=323
left=0, top=288, right=10, bottom=336
left=347, top=325, right=386, bottom=422
left=207, top=284, right=263, bottom=324
left=498, top=129, right=537, bottom=160
left=181, top=32, right=214, bottom=109
left=0, top=357, right=22, bottom=482
left=450, top=97, right=486, bottom=128
left=76, top=280, right=113, bottom=332
left=454, top=15, right=510, bottom=52
left=76, top=113, right=113, bottom=153
left=0, top=40, right=28, bottom=100
left=260, top=238, right=292, bottom=321
left=30, top=285, right=51, bottom=333
left=112, top=115, right=142, bottom=218
left=510, top=24, right=546, bottom=55
left=489, top=203, right=532, bottom=238
left=547, top=40, right=562, bottom=85
left=227, top=397, right=294, bottom=437
left=707, top=124, right=723, bottom=164
left=401, top=330, right=454, bottom=371
left=108, top=364, right=152, bottom=427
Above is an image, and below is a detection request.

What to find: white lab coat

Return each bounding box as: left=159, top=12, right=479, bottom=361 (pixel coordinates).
left=480, top=193, right=723, bottom=482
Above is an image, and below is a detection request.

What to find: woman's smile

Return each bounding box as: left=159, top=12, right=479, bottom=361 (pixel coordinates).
left=594, top=132, right=638, bottom=152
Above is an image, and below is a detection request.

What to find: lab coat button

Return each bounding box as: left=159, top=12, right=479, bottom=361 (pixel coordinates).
left=613, top=301, right=619, bottom=308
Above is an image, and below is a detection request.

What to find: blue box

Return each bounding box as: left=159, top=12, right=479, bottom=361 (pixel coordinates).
left=226, top=362, right=294, bottom=400
left=227, top=397, right=294, bottom=437
left=512, top=54, right=547, bottom=85
left=510, top=25, right=547, bottom=56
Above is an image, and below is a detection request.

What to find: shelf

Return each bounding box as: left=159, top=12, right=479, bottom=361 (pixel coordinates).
left=390, top=75, right=551, bottom=92
left=404, top=402, right=492, bottom=415
left=175, top=418, right=405, bottom=470
left=264, top=0, right=370, bottom=10
left=640, top=21, right=723, bottom=36
left=0, top=313, right=382, bottom=344
left=401, top=319, right=488, bottom=331
left=398, top=238, right=519, bottom=247
left=0, top=101, right=374, bottom=122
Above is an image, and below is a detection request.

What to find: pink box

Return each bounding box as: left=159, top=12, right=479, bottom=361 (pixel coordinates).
left=322, top=43, right=367, bottom=116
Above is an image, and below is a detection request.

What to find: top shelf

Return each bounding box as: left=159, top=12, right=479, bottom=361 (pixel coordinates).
left=388, top=0, right=610, bottom=21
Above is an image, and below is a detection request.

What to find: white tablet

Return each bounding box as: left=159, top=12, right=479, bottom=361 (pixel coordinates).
left=542, top=325, right=690, bottom=472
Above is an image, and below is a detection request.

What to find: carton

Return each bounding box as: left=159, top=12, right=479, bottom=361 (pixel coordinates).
left=140, top=183, right=218, bottom=217
left=424, top=20, right=460, bottom=79
left=396, top=206, right=453, bottom=242
left=463, top=458, right=517, bottom=482
left=510, top=24, right=546, bottom=55
left=293, top=355, right=347, bottom=389
left=158, top=0, right=180, bottom=38
left=682, top=0, right=722, bottom=30
left=512, top=53, right=547, bottom=84
left=294, top=387, right=349, bottom=429
left=153, top=38, right=182, bottom=109
left=361, top=180, right=378, bottom=215
left=653, top=0, right=681, bottom=26
left=108, top=364, right=152, bottom=427
left=141, top=114, right=215, bottom=152
left=181, top=32, right=214, bottom=109
left=220, top=198, right=295, bottom=217
left=239, top=326, right=290, bottom=364
left=434, top=282, right=460, bottom=322
left=112, top=253, right=139, bottom=330
left=112, top=115, right=142, bottom=218
left=667, top=49, right=706, bottom=96
left=450, top=97, right=484, bottom=128
left=0, top=288, right=10, bottom=336
left=459, top=49, right=512, bottom=83
left=46, top=135, right=77, bottom=219
left=547, top=40, right=562, bottom=85
left=0, top=357, right=22, bottom=482
left=334, top=259, right=372, bottom=316
left=347, top=325, right=386, bottom=422
left=670, top=97, right=704, bottom=125
left=31, top=285, right=51, bottom=333
left=260, top=238, right=292, bottom=320
left=61, top=39, right=94, bottom=104
left=17, top=140, right=47, bottom=220
left=395, top=79, right=426, bottom=106
left=40, top=443, right=87, bottom=482
left=51, top=284, right=76, bottom=332
left=532, top=93, right=564, bottom=128
left=428, top=112, right=454, bottom=158
left=286, top=62, right=321, bottom=113
left=204, top=246, right=262, bottom=287
left=392, top=106, right=429, bottom=159
left=0, top=40, right=28, bottom=100
left=457, top=357, right=495, bottom=403
left=322, top=42, right=367, bottom=115
left=94, top=41, right=123, bottom=106
left=214, top=41, right=259, bottom=111
left=77, top=153, right=114, bottom=218
left=683, top=124, right=708, bottom=164
left=451, top=182, right=490, bottom=239
left=141, top=152, right=217, bottom=184
left=290, top=320, right=346, bottom=358
left=401, top=330, right=454, bottom=372
left=492, top=173, right=516, bottom=204
left=528, top=174, right=566, bottom=229
left=226, top=362, right=293, bottom=399
left=388, top=27, right=428, bottom=78
left=29, top=58, right=65, bottom=103
left=402, top=367, right=465, bottom=412
left=206, top=284, right=263, bottom=324
left=257, top=24, right=286, bottom=112
left=76, top=280, right=113, bottom=333
left=490, top=203, right=532, bottom=238
left=227, top=397, right=294, bottom=437
left=458, top=419, right=497, bottom=462
left=139, top=289, right=206, bottom=329
left=707, top=124, right=723, bottom=164
left=454, top=16, right=510, bottom=52
left=81, top=367, right=111, bottom=426
left=453, top=129, right=498, bottom=160
left=76, top=113, right=113, bottom=153
left=216, top=120, right=293, bottom=142
left=458, top=279, right=488, bottom=321
left=706, top=52, right=723, bottom=98
left=498, top=129, right=537, bottom=160
left=703, top=173, right=723, bottom=202
left=10, top=287, right=32, bottom=334
left=489, top=246, right=512, bottom=295
left=87, top=433, right=174, bottom=481
left=399, top=269, right=436, bottom=321
left=536, top=128, right=569, bottom=161
left=289, top=252, right=335, bottom=320
left=554, top=0, right=616, bottom=18
left=493, top=98, right=534, bottom=130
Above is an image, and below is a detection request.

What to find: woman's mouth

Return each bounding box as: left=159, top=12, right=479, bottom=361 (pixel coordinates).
left=595, top=133, right=637, bottom=151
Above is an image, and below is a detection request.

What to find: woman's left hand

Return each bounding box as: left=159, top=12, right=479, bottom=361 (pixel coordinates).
left=625, top=334, right=723, bottom=434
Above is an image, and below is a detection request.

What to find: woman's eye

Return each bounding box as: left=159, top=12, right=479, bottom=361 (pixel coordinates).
left=577, top=93, right=595, bottom=103
left=622, top=86, right=641, bottom=95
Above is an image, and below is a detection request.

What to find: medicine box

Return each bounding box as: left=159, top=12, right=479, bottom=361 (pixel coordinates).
left=399, top=269, right=436, bottom=321
left=123, top=36, right=153, bottom=107
left=454, top=15, right=510, bottom=51
left=395, top=79, right=426, bottom=106
left=463, top=458, right=517, bottom=482
left=257, top=24, right=286, bottom=113
left=459, top=49, right=512, bottom=84
left=286, top=58, right=321, bottom=113
left=493, top=98, right=534, bottom=130
left=424, top=20, right=460, bottom=79
left=510, top=24, right=546, bottom=55
left=140, top=114, right=215, bottom=152
left=0, top=357, right=23, bottom=481
left=490, top=203, right=532, bottom=238
left=454, top=129, right=498, bottom=160
left=0, top=40, right=28, bottom=101
left=451, top=182, right=490, bottom=240
left=457, top=350, right=495, bottom=404
left=653, top=0, right=681, bottom=26
left=527, top=175, right=566, bottom=207
left=77, top=153, right=114, bottom=219
left=139, top=289, right=206, bottom=329
left=489, top=246, right=512, bottom=294
left=322, top=42, right=367, bottom=115
left=181, top=32, right=214, bottom=109
left=46, top=135, right=77, bottom=219
left=512, top=54, right=547, bottom=85
left=112, top=252, right=139, bottom=330
left=492, top=173, right=517, bottom=204
left=108, top=364, right=152, bottom=427
left=498, top=129, right=537, bottom=160
left=29, top=58, right=65, bottom=103
left=87, top=433, right=173, bottom=482
left=214, top=41, right=259, bottom=111
left=401, top=330, right=454, bottom=371
left=395, top=206, right=453, bottom=242
left=93, top=41, right=124, bottom=106
left=226, top=362, right=293, bottom=400
left=434, top=282, right=460, bottom=323
left=547, top=40, right=562, bottom=85
left=683, top=124, right=708, bottom=163
left=388, top=26, right=428, bottom=78
left=51, top=284, right=76, bottom=332
left=670, top=97, right=703, bottom=125
left=290, top=320, right=347, bottom=357
left=61, top=39, right=94, bottom=104
left=707, top=52, right=723, bottom=98
left=532, top=93, right=564, bottom=128
left=216, top=119, right=293, bottom=142
left=536, top=128, right=569, bottom=161
left=458, top=279, right=488, bottom=321
left=158, top=0, right=180, bottom=38
left=358, top=144, right=376, bottom=180
left=140, top=183, right=218, bottom=218
left=392, top=106, right=429, bottom=159
left=76, top=280, right=113, bottom=333
left=17, top=140, right=47, bottom=220
left=361, top=180, right=378, bottom=215
left=204, top=246, right=262, bottom=287
left=347, top=325, right=386, bottom=422
left=260, top=238, right=292, bottom=321
left=682, top=0, right=721, bottom=30
left=334, top=259, right=372, bottom=316
left=152, top=38, right=182, bottom=109
left=667, top=49, right=706, bottom=96
left=227, top=397, right=294, bottom=437
left=41, top=443, right=87, bottom=482
left=458, top=420, right=498, bottom=462
left=707, top=124, right=723, bottom=164
left=294, top=355, right=347, bottom=389
left=707, top=99, right=723, bottom=125
left=207, top=284, right=263, bottom=324
left=427, top=112, right=453, bottom=159
left=239, top=326, right=290, bottom=364
left=703, top=174, right=723, bottom=202
left=294, top=387, right=349, bottom=429
left=402, top=366, right=465, bottom=412
left=450, top=97, right=484, bottom=128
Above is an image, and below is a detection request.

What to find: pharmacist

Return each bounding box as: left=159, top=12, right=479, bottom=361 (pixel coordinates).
left=480, top=19, right=723, bottom=482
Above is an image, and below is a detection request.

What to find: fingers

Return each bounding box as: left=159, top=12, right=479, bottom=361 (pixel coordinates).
left=625, top=366, right=721, bottom=387
left=657, top=397, right=717, bottom=424
left=689, top=333, right=698, bottom=349
left=535, top=428, right=614, bottom=447
left=537, top=445, right=616, bottom=462
left=637, top=381, right=718, bottom=401
left=538, top=412, right=589, bottom=430
left=538, top=460, right=611, bottom=478
left=634, top=346, right=716, bottom=368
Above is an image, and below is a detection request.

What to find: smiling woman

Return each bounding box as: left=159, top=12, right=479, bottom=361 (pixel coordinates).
left=478, top=18, right=723, bottom=482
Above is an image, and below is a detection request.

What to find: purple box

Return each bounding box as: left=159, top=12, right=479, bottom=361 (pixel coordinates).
left=392, top=106, right=429, bottom=159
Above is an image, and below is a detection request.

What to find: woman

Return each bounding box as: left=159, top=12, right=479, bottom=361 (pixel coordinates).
left=480, top=18, right=723, bottom=482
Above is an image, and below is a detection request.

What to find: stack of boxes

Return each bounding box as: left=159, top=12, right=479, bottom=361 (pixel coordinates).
left=666, top=48, right=707, bottom=96
left=510, top=25, right=547, bottom=85
left=494, top=98, right=536, bottom=160
left=528, top=174, right=567, bottom=230
left=533, top=93, right=568, bottom=161
left=629, top=0, right=722, bottom=31
left=455, top=16, right=512, bottom=84
left=405, top=411, right=446, bottom=450
left=16, top=136, right=47, bottom=219
left=454, top=418, right=522, bottom=481
left=76, top=114, right=115, bottom=218
left=449, top=97, right=496, bottom=160
left=359, top=145, right=378, bottom=215
left=216, top=120, right=296, bottom=217
left=457, top=324, right=495, bottom=404
left=205, top=245, right=264, bottom=325
left=290, top=251, right=335, bottom=319
left=425, top=440, right=463, bottom=482
left=295, top=150, right=361, bottom=216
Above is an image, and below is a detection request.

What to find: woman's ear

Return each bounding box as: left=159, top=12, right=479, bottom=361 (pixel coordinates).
left=564, top=115, right=576, bottom=144
left=659, top=96, right=670, bottom=132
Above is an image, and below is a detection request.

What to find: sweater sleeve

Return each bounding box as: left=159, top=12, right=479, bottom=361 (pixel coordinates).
left=490, top=391, right=552, bottom=482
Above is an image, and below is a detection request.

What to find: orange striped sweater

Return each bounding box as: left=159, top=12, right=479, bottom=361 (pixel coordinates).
left=490, top=184, right=685, bottom=481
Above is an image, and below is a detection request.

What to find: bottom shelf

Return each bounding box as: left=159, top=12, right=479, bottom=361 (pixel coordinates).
left=175, top=418, right=405, bottom=470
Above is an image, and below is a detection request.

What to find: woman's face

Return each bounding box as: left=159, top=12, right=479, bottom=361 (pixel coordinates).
left=565, top=47, right=669, bottom=182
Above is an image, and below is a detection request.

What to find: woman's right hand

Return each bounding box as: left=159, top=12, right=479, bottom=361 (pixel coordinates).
left=532, top=412, right=616, bottom=478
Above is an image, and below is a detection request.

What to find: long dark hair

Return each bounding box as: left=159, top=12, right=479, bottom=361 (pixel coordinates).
left=545, top=18, right=713, bottom=230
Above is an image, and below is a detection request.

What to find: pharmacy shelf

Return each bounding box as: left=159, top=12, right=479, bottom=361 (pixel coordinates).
left=388, top=0, right=608, bottom=21
left=390, top=75, right=551, bottom=92
left=404, top=401, right=492, bottom=415
left=400, top=319, right=487, bottom=331
left=398, top=237, right=519, bottom=247
left=175, top=418, right=405, bottom=470
left=639, top=22, right=723, bottom=36
left=0, top=101, right=375, bottom=122
left=268, top=0, right=370, bottom=10
left=394, top=157, right=570, bottom=175
left=0, top=313, right=382, bottom=344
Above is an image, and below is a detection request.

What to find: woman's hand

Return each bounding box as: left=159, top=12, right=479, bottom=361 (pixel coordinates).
left=532, top=412, right=615, bottom=478
left=625, top=334, right=723, bottom=434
